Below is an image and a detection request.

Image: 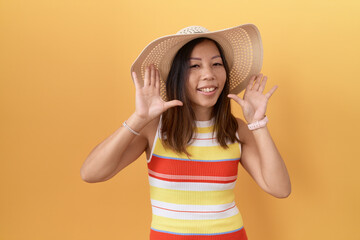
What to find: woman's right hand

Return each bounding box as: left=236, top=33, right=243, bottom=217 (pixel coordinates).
left=132, top=64, right=183, bottom=123
left=81, top=65, right=182, bottom=183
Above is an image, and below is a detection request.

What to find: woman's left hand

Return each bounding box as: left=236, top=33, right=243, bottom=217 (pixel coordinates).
left=228, top=73, right=278, bottom=124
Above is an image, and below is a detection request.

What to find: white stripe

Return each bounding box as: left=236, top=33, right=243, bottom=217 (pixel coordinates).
left=151, top=199, right=236, bottom=212
left=195, top=118, right=215, bottom=128
left=152, top=203, right=240, bottom=220
left=148, top=169, right=237, bottom=182
left=191, top=132, right=218, bottom=147
left=148, top=176, right=236, bottom=191
left=190, top=132, right=235, bottom=147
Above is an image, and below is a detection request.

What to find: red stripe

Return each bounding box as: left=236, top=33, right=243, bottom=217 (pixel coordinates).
left=148, top=155, right=239, bottom=177
left=150, top=227, right=247, bottom=240
left=148, top=173, right=236, bottom=184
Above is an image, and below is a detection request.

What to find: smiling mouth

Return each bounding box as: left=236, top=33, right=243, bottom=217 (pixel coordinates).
left=197, top=87, right=217, bottom=93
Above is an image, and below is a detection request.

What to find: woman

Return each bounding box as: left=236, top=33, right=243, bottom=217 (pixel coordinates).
left=81, top=24, right=291, bottom=239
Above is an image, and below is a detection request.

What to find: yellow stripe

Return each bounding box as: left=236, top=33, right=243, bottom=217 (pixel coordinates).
left=151, top=212, right=244, bottom=234
left=195, top=126, right=214, bottom=133
left=150, top=186, right=235, bottom=205
left=154, top=139, right=240, bottom=160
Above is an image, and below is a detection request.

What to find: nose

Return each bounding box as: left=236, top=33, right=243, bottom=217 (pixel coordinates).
left=201, top=65, right=215, bottom=81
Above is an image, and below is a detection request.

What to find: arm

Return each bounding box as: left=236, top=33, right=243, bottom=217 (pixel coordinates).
left=80, top=65, right=183, bottom=183
left=80, top=113, right=149, bottom=183
left=229, top=73, right=291, bottom=198
left=237, top=118, right=291, bottom=198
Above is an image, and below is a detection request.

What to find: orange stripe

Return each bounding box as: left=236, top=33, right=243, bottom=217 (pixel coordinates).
left=148, top=155, right=239, bottom=177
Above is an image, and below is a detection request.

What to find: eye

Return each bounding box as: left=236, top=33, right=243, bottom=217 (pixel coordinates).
left=189, top=64, right=200, bottom=68
left=213, top=62, right=223, bottom=66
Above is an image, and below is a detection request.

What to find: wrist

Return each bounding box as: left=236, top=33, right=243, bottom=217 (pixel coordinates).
left=125, top=113, right=150, bottom=133
left=246, top=115, right=266, bottom=124
left=247, top=115, right=268, bottom=131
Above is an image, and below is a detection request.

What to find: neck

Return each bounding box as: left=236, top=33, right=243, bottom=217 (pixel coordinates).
left=193, top=106, right=214, bottom=121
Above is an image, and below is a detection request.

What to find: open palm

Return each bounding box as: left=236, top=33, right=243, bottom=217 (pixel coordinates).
left=228, top=73, right=277, bottom=123
left=132, top=65, right=183, bottom=122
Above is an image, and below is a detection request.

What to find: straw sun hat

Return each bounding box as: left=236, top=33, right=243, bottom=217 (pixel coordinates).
left=130, top=24, right=263, bottom=100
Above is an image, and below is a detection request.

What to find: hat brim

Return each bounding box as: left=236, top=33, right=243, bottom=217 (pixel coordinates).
left=131, top=24, right=263, bottom=100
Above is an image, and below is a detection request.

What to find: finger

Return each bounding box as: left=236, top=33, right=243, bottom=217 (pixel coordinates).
left=265, top=85, right=278, bottom=99
left=164, top=100, right=183, bottom=110
left=246, top=75, right=256, bottom=92
left=253, top=73, right=263, bottom=91
left=150, top=64, right=156, bottom=86
left=144, top=66, right=150, bottom=86
left=155, top=67, right=160, bottom=90
left=132, top=71, right=140, bottom=89
left=258, top=76, right=267, bottom=93
left=228, top=94, right=245, bottom=108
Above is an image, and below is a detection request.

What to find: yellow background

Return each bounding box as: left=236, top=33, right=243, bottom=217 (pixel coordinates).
left=1, top=0, right=359, bottom=239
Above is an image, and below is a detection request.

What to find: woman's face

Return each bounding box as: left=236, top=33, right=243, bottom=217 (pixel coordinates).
left=185, top=39, right=226, bottom=111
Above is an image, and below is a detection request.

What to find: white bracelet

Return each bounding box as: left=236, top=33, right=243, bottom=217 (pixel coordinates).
left=247, top=115, right=268, bottom=130
left=122, top=121, right=140, bottom=136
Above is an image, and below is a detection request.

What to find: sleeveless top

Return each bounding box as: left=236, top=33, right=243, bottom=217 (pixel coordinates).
left=147, top=118, right=248, bottom=240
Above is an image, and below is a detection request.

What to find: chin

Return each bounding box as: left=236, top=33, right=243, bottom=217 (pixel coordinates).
left=193, top=100, right=218, bottom=109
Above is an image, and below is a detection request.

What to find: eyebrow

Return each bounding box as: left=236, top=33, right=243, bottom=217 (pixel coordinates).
left=189, top=55, right=221, bottom=60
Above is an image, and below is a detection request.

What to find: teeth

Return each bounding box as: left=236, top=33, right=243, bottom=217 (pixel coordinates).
left=199, top=87, right=215, bottom=92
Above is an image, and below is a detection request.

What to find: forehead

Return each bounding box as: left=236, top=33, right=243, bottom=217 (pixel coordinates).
left=190, top=39, right=220, bottom=57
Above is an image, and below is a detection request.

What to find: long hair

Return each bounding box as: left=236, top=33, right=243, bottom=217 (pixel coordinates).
left=161, top=37, right=240, bottom=155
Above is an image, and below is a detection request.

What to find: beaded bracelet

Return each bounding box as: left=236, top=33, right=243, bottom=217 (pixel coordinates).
left=247, top=115, right=268, bottom=130
left=122, top=121, right=140, bottom=136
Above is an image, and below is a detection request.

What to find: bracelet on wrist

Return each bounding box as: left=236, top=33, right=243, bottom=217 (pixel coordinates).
left=247, top=115, right=268, bottom=130
left=123, top=121, right=140, bottom=136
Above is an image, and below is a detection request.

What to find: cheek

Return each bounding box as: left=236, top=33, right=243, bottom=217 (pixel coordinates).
left=218, top=70, right=227, bottom=85
left=185, top=79, right=195, bottom=97
left=186, top=76, right=197, bottom=90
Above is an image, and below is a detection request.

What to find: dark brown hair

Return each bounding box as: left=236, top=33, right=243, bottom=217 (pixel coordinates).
left=161, top=37, right=240, bottom=155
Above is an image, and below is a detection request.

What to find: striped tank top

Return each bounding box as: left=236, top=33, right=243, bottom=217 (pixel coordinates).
left=147, top=117, right=248, bottom=240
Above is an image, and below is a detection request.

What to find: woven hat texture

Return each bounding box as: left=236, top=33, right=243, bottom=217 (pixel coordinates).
left=131, top=24, right=263, bottom=100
